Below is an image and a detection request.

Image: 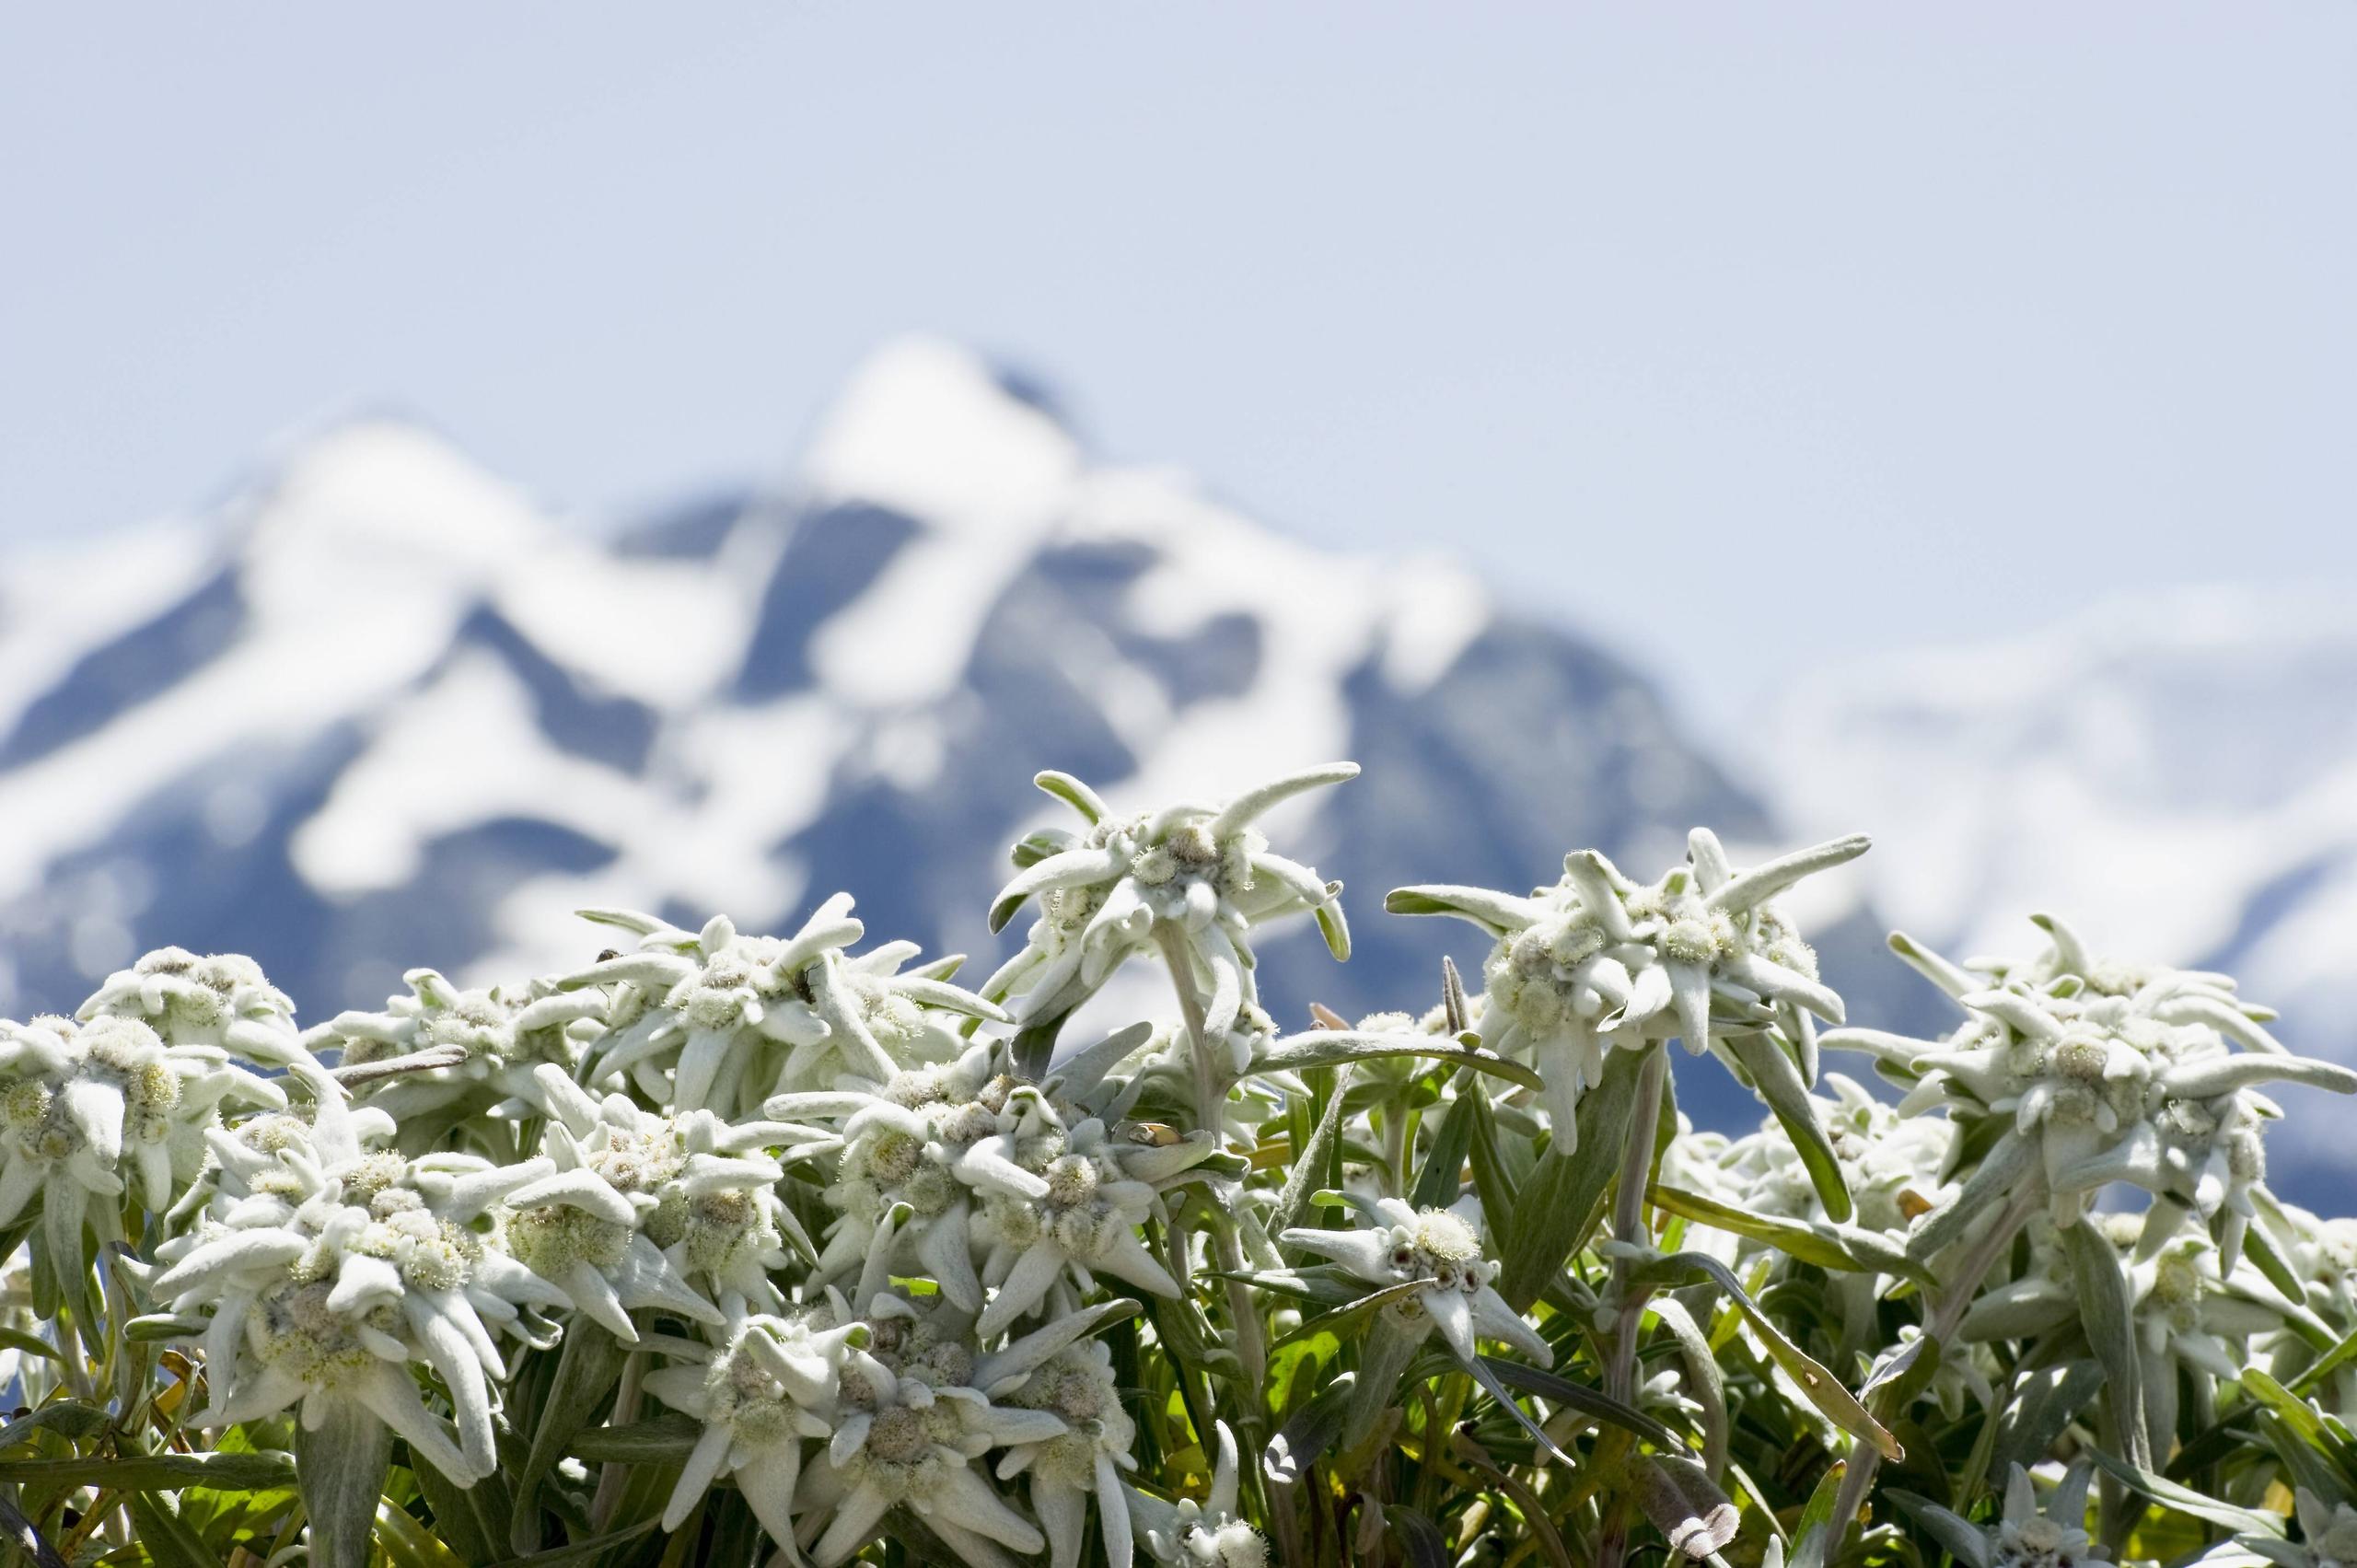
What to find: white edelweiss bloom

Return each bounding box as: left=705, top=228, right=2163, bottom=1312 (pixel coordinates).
left=151, top=1064, right=569, bottom=1483
left=981, top=765, right=1357, bottom=1036
left=1128, top=1420, right=1266, bottom=1568
left=790, top=1299, right=1072, bottom=1568
left=2282, top=1490, right=2357, bottom=1568
left=1913, top=1462, right=2108, bottom=1568
left=1823, top=914, right=2355, bottom=1243
left=77, top=946, right=307, bottom=1065
left=1391, top=826, right=1864, bottom=1142
left=997, top=1339, right=1140, bottom=1568
left=0, top=1011, right=284, bottom=1292
left=562, top=899, right=1005, bottom=1119
left=2126, top=1228, right=2314, bottom=1458
left=643, top=1291, right=868, bottom=1545
left=503, top=1069, right=825, bottom=1336
left=1281, top=1197, right=1551, bottom=1367
left=308, top=970, right=608, bottom=1135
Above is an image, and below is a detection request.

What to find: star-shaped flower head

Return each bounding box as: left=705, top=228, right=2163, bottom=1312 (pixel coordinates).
left=150, top=1063, right=569, bottom=1483
left=1907, top=1462, right=2107, bottom=1568
left=981, top=765, right=1357, bottom=1037
left=78, top=946, right=307, bottom=1065
left=996, top=1338, right=1140, bottom=1568
left=1389, top=827, right=1865, bottom=1144
left=1281, top=1197, right=1551, bottom=1368
left=502, top=1067, right=828, bottom=1335
left=792, top=1289, right=1084, bottom=1568
left=1823, top=914, right=2356, bottom=1249
left=561, top=897, right=1005, bottom=1118
left=308, top=970, right=609, bottom=1138
left=644, top=1290, right=870, bottom=1546
left=1128, top=1420, right=1265, bottom=1568
left=0, top=1011, right=284, bottom=1310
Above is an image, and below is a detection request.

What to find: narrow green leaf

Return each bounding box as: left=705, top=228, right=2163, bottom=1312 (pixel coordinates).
left=377, top=1498, right=472, bottom=1568
left=480, top=1519, right=662, bottom=1567
left=512, top=1318, right=633, bottom=1553
left=1387, top=1504, right=1452, bottom=1568
left=1724, top=1031, right=1852, bottom=1224
left=0, top=1400, right=110, bottom=1454
left=128, top=1493, right=215, bottom=1568
left=2084, top=1445, right=2283, bottom=1537
left=1477, top=1356, right=1689, bottom=1454
left=566, top=1411, right=705, bottom=1464
left=1785, top=1458, right=1850, bottom=1568
left=1639, top=1250, right=1901, bottom=1461
left=1408, top=1076, right=1480, bottom=1211
left=1272, top=1066, right=1355, bottom=1250
left=1649, top=1184, right=1935, bottom=1288
left=1884, top=1490, right=1991, bottom=1567
left=1252, top=1031, right=1542, bottom=1091
left=1500, top=1045, right=1646, bottom=1311
left=0, top=1450, right=296, bottom=1490
left=2061, top=1216, right=2150, bottom=1469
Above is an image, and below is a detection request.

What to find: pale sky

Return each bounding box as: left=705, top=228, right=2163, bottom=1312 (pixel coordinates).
left=4, top=4, right=2351, bottom=726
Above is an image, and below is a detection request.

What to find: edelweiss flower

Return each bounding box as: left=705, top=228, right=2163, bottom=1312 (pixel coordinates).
left=793, top=1294, right=1084, bottom=1567
left=565, top=899, right=1004, bottom=1118
left=309, top=970, right=608, bottom=1132
left=998, top=1339, right=1139, bottom=1568
left=152, top=1066, right=568, bottom=1481
left=643, top=1291, right=868, bottom=1542
left=1281, top=1198, right=1550, bottom=1367
left=1911, top=1462, right=2107, bottom=1568
left=503, top=1068, right=825, bottom=1334
left=1129, top=1420, right=1266, bottom=1568
left=0, top=1012, right=283, bottom=1289
left=1389, top=827, right=1864, bottom=1141
left=981, top=765, right=1357, bottom=1035
left=1824, top=915, right=2355, bottom=1241
left=78, top=946, right=306, bottom=1064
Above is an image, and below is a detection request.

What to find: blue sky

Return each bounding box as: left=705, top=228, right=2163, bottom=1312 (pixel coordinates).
left=4, top=4, right=2351, bottom=724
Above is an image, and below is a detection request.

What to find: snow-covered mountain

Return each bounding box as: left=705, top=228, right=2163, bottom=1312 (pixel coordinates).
left=1765, top=590, right=2357, bottom=1178
left=5, top=337, right=2344, bottom=1192
left=0, top=337, right=1900, bottom=1138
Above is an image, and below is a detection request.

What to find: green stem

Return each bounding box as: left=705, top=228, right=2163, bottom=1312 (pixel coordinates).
left=1595, top=1044, right=1668, bottom=1568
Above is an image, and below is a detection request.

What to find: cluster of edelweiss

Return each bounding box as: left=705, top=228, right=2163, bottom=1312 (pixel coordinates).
left=3, top=761, right=2355, bottom=1568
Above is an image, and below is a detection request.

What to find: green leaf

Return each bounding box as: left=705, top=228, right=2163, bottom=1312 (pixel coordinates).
left=1500, top=1045, right=1646, bottom=1311
left=0, top=1327, right=61, bottom=1363
left=2060, top=1216, right=2150, bottom=1469
left=479, top=1519, right=663, bottom=1567
left=1649, top=1184, right=1935, bottom=1288
left=1032, top=770, right=1107, bottom=823
left=2293, top=1323, right=2357, bottom=1399
left=1408, top=1076, right=1480, bottom=1211
left=1994, top=1360, right=2107, bottom=1478
left=0, top=1492, right=65, bottom=1568
left=0, top=1450, right=296, bottom=1490
left=377, top=1497, right=472, bottom=1568
left=127, top=1492, right=215, bottom=1568
left=1271, top=1279, right=1432, bottom=1352
left=2084, top=1445, right=2283, bottom=1537
left=1477, top=1356, right=1689, bottom=1454
left=1386, top=1504, right=1452, bottom=1568
left=1784, top=1459, right=1851, bottom=1568
left=566, top=1411, right=706, bottom=1464
left=1884, top=1490, right=1991, bottom=1568
left=1636, top=1250, right=1901, bottom=1461
left=0, top=1400, right=110, bottom=1453
left=1252, top=1031, right=1542, bottom=1091
left=1272, top=1066, right=1355, bottom=1251
left=512, top=1318, right=633, bottom=1554
left=1723, top=1031, right=1852, bottom=1224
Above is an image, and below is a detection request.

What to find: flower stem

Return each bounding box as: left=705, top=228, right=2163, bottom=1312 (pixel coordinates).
left=1596, top=1043, right=1668, bottom=1568
left=1829, top=1182, right=2042, bottom=1545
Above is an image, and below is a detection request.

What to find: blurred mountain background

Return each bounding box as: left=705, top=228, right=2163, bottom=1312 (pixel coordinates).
left=2, top=336, right=2350, bottom=1197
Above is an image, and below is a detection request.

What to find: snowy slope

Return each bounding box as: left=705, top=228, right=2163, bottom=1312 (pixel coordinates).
left=1765, top=590, right=2357, bottom=1175
left=1, top=337, right=1856, bottom=1146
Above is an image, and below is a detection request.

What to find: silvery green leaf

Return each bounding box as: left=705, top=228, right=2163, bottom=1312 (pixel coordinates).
left=127, top=1493, right=212, bottom=1568
left=1382, top=885, right=1546, bottom=934
left=1884, top=1490, right=1992, bottom=1568
left=509, top=1317, right=631, bottom=1554
left=566, top=1411, right=705, bottom=1463
left=1475, top=1355, right=1687, bottom=1455
left=2060, top=1217, right=2151, bottom=1469
left=1032, top=769, right=1109, bottom=823
left=1500, top=1043, right=1649, bottom=1311
left=1251, top=1030, right=1541, bottom=1091
left=1273, top=1067, right=1355, bottom=1253
left=1993, top=1360, right=2106, bottom=1477
left=294, top=1400, right=395, bottom=1568
left=1639, top=1250, right=1902, bottom=1461
left=1264, top=1379, right=1355, bottom=1484
left=1649, top=1184, right=1936, bottom=1288
left=2084, top=1446, right=2284, bottom=1537
left=1633, top=1454, right=1742, bottom=1561
left=1724, top=1031, right=1852, bottom=1224
left=1384, top=1504, right=1452, bottom=1568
